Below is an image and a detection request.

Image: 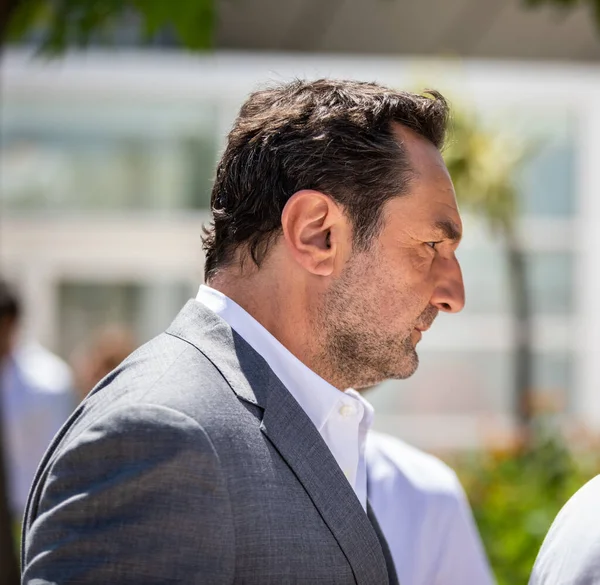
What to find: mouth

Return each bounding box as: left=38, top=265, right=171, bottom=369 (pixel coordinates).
left=412, top=308, right=438, bottom=343
left=412, top=323, right=432, bottom=344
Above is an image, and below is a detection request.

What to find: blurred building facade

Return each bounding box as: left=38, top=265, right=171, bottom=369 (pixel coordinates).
left=0, top=50, right=595, bottom=449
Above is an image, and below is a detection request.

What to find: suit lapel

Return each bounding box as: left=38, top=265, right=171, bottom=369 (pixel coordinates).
left=367, top=502, right=399, bottom=585
left=167, top=300, right=390, bottom=585
left=260, top=389, right=390, bottom=585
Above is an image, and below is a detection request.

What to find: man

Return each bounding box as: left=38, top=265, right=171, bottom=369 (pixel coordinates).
left=528, top=476, right=600, bottom=584
left=0, top=280, right=75, bottom=521
left=22, top=79, right=465, bottom=584
left=0, top=280, right=21, bottom=585
left=0, top=279, right=74, bottom=585
left=367, top=431, right=495, bottom=585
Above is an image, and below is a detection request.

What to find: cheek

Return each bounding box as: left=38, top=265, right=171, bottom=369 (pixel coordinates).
left=373, top=253, right=436, bottom=316
left=382, top=247, right=435, bottom=292
left=345, top=246, right=432, bottom=322
left=364, top=266, right=426, bottom=322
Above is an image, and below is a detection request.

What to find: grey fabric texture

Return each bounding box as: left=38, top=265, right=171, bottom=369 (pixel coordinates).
left=367, top=503, right=399, bottom=585
left=22, top=300, right=390, bottom=584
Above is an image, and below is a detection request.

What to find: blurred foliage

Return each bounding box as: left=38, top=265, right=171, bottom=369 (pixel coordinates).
left=443, top=100, right=538, bottom=429
left=443, top=107, right=528, bottom=235
left=3, top=0, right=214, bottom=53
left=3, top=0, right=600, bottom=55
left=524, top=0, right=600, bottom=32
left=443, top=102, right=582, bottom=582
left=454, top=427, right=600, bottom=585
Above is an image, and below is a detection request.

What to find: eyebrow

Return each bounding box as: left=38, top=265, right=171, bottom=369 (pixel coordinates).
left=434, top=219, right=462, bottom=243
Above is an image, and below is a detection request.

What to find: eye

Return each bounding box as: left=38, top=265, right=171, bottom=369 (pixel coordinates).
left=425, top=241, right=442, bottom=250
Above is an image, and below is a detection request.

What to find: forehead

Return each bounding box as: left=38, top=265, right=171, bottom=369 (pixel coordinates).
left=386, top=123, right=461, bottom=233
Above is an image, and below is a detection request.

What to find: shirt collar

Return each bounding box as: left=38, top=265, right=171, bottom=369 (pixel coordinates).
left=195, top=285, right=373, bottom=433
left=346, top=388, right=375, bottom=430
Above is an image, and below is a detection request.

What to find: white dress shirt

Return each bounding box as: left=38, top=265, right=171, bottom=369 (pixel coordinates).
left=529, top=475, right=600, bottom=585
left=367, top=431, right=495, bottom=585
left=196, top=285, right=374, bottom=510
left=1, top=341, right=75, bottom=517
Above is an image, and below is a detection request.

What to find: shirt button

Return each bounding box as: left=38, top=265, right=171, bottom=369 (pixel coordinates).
left=339, top=403, right=356, bottom=418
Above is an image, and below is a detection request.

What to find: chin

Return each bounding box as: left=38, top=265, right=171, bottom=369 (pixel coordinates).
left=392, top=352, right=420, bottom=380
left=351, top=356, right=419, bottom=388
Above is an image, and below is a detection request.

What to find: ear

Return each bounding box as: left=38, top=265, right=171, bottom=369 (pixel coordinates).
left=281, top=190, right=348, bottom=277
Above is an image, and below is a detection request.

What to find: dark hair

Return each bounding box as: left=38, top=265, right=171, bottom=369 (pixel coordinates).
left=202, top=79, right=449, bottom=280
left=0, top=279, right=20, bottom=322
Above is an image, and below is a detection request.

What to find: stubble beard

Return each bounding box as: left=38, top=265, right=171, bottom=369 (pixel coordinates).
left=313, top=256, right=422, bottom=390
left=322, top=321, right=420, bottom=390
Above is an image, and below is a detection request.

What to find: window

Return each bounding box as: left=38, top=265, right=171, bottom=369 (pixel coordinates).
left=458, top=248, right=573, bottom=316
left=1, top=100, right=217, bottom=211
left=57, top=280, right=195, bottom=360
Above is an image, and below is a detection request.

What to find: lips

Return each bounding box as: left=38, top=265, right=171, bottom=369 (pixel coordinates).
left=412, top=328, right=423, bottom=343
left=415, top=307, right=439, bottom=333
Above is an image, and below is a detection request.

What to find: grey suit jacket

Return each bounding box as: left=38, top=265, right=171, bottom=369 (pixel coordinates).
left=22, top=300, right=391, bottom=584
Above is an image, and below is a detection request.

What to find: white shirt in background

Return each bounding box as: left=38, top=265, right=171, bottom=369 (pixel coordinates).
left=367, top=431, right=496, bottom=585
left=1, top=341, right=76, bottom=518
left=529, top=474, right=600, bottom=585
left=196, top=285, right=374, bottom=510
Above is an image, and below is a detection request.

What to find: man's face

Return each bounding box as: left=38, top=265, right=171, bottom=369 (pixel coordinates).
left=319, top=126, right=465, bottom=389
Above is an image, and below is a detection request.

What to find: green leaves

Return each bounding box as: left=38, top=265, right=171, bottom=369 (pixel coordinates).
left=523, top=0, right=583, bottom=6
left=131, top=0, right=214, bottom=50
left=523, top=0, right=600, bottom=35
left=4, top=0, right=215, bottom=53
left=456, top=432, right=596, bottom=585
left=443, top=107, right=529, bottom=236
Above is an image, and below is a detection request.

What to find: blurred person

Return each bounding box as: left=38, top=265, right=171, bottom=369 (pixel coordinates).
left=528, top=475, right=600, bottom=584
left=367, top=430, right=495, bottom=585
left=0, top=279, right=75, bottom=521
left=70, top=324, right=137, bottom=402
left=22, top=79, right=464, bottom=585
left=0, top=280, right=21, bottom=585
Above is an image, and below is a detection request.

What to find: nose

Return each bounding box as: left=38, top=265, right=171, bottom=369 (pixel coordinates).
left=430, top=255, right=465, bottom=314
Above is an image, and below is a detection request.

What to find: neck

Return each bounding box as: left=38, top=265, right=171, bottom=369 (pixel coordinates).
left=208, top=271, right=344, bottom=390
